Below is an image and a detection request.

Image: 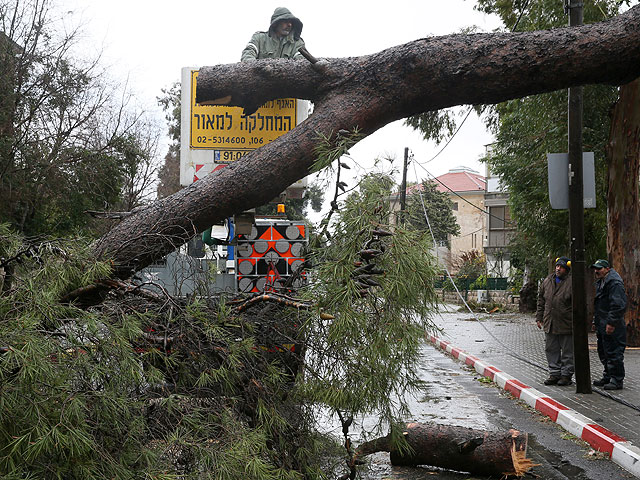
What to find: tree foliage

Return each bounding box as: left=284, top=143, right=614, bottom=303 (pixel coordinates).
left=89, top=7, right=640, bottom=278
left=303, top=173, right=438, bottom=421
left=0, top=0, right=160, bottom=237
left=474, top=0, right=622, bottom=278
left=0, top=167, right=439, bottom=478
left=4, top=2, right=640, bottom=476
left=455, top=249, right=487, bottom=282
left=0, top=222, right=320, bottom=479
left=404, top=110, right=459, bottom=145
left=0, top=226, right=160, bottom=479
left=405, top=179, right=460, bottom=248
left=402, top=1, right=625, bottom=279
left=156, top=83, right=182, bottom=199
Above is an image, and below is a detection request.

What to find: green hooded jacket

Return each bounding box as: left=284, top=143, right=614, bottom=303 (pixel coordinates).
left=241, top=7, right=305, bottom=62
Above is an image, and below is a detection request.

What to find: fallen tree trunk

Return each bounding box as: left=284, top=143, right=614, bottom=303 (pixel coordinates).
left=356, top=422, right=534, bottom=477
left=92, top=6, right=640, bottom=278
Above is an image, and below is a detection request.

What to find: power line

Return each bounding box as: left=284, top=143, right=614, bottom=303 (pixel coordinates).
left=513, top=0, right=532, bottom=31
left=458, top=226, right=484, bottom=239
left=418, top=1, right=531, bottom=166
left=412, top=160, right=517, bottom=227
left=422, top=107, right=475, bottom=165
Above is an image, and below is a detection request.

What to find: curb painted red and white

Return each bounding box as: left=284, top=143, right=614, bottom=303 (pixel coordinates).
left=427, top=335, right=640, bottom=478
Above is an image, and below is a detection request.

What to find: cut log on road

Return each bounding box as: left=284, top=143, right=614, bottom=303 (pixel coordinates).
left=356, top=422, right=535, bottom=477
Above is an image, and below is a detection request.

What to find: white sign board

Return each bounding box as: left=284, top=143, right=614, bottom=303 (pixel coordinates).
left=547, top=152, right=596, bottom=209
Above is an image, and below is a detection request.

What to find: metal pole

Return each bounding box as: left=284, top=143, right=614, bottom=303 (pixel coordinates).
left=568, top=0, right=592, bottom=394
left=399, top=147, right=409, bottom=224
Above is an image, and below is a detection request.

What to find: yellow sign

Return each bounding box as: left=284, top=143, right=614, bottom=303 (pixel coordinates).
left=190, top=71, right=297, bottom=160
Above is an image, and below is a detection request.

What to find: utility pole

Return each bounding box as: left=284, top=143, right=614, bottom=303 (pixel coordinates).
left=399, top=147, right=409, bottom=224
left=567, top=0, right=592, bottom=394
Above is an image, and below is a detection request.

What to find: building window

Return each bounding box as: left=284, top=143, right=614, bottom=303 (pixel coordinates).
left=452, top=202, right=458, bottom=211
left=489, top=205, right=511, bottom=230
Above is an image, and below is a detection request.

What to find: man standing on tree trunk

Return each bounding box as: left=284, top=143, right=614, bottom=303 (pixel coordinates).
left=536, top=256, right=574, bottom=386
left=591, top=259, right=627, bottom=390
left=241, top=7, right=306, bottom=62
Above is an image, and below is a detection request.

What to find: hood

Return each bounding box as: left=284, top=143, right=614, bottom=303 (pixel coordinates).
left=605, top=268, right=624, bottom=285
left=269, top=7, right=303, bottom=40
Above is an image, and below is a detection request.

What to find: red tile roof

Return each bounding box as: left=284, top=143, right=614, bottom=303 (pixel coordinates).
left=402, top=169, right=486, bottom=196
left=434, top=169, right=486, bottom=193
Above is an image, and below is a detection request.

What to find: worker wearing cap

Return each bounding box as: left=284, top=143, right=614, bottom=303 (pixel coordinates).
left=536, top=256, right=574, bottom=386
left=591, top=259, right=627, bottom=390
left=241, top=7, right=306, bottom=62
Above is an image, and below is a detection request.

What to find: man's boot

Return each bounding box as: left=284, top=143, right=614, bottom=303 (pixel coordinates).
left=593, top=377, right=609, bottom=387
left=544, top=376, right=560, bottom=385
left=603, top=380, right=623, bottom=390
left=557, top=376, right=572, bottom=386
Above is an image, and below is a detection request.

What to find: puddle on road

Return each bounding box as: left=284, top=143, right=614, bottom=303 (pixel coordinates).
left=408, top=348, right=492, bottom=425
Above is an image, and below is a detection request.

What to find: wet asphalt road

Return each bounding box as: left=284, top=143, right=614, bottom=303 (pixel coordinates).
left=333, top=312, right=634, bottom=480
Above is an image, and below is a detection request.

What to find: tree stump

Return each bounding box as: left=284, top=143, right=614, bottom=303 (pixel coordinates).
left=519, top=281, right=537, bottom=313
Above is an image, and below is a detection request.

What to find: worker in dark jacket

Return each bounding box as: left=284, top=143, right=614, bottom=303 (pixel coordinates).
left=241, top=7, right=306, bottom=62
left=591, top=259, right=627, bottom=390
left=536, top=256, right=574, bottom=386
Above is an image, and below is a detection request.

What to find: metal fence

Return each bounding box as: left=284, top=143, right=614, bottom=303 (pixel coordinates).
left=434, top=276, right=509, bottom=291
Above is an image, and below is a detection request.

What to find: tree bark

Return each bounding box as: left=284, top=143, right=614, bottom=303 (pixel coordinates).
left=93, top=7, right=640, bottom=278
left=606, top=78, right=640, bottom=347
left=356, top=422, right=533, bottom=477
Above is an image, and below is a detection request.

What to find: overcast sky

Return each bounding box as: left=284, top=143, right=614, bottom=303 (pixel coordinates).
left=59, top=0, right=502, bottom=194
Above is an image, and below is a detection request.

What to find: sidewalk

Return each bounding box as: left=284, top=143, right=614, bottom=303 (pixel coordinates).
left=428, top=308, right=640, bottom=477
